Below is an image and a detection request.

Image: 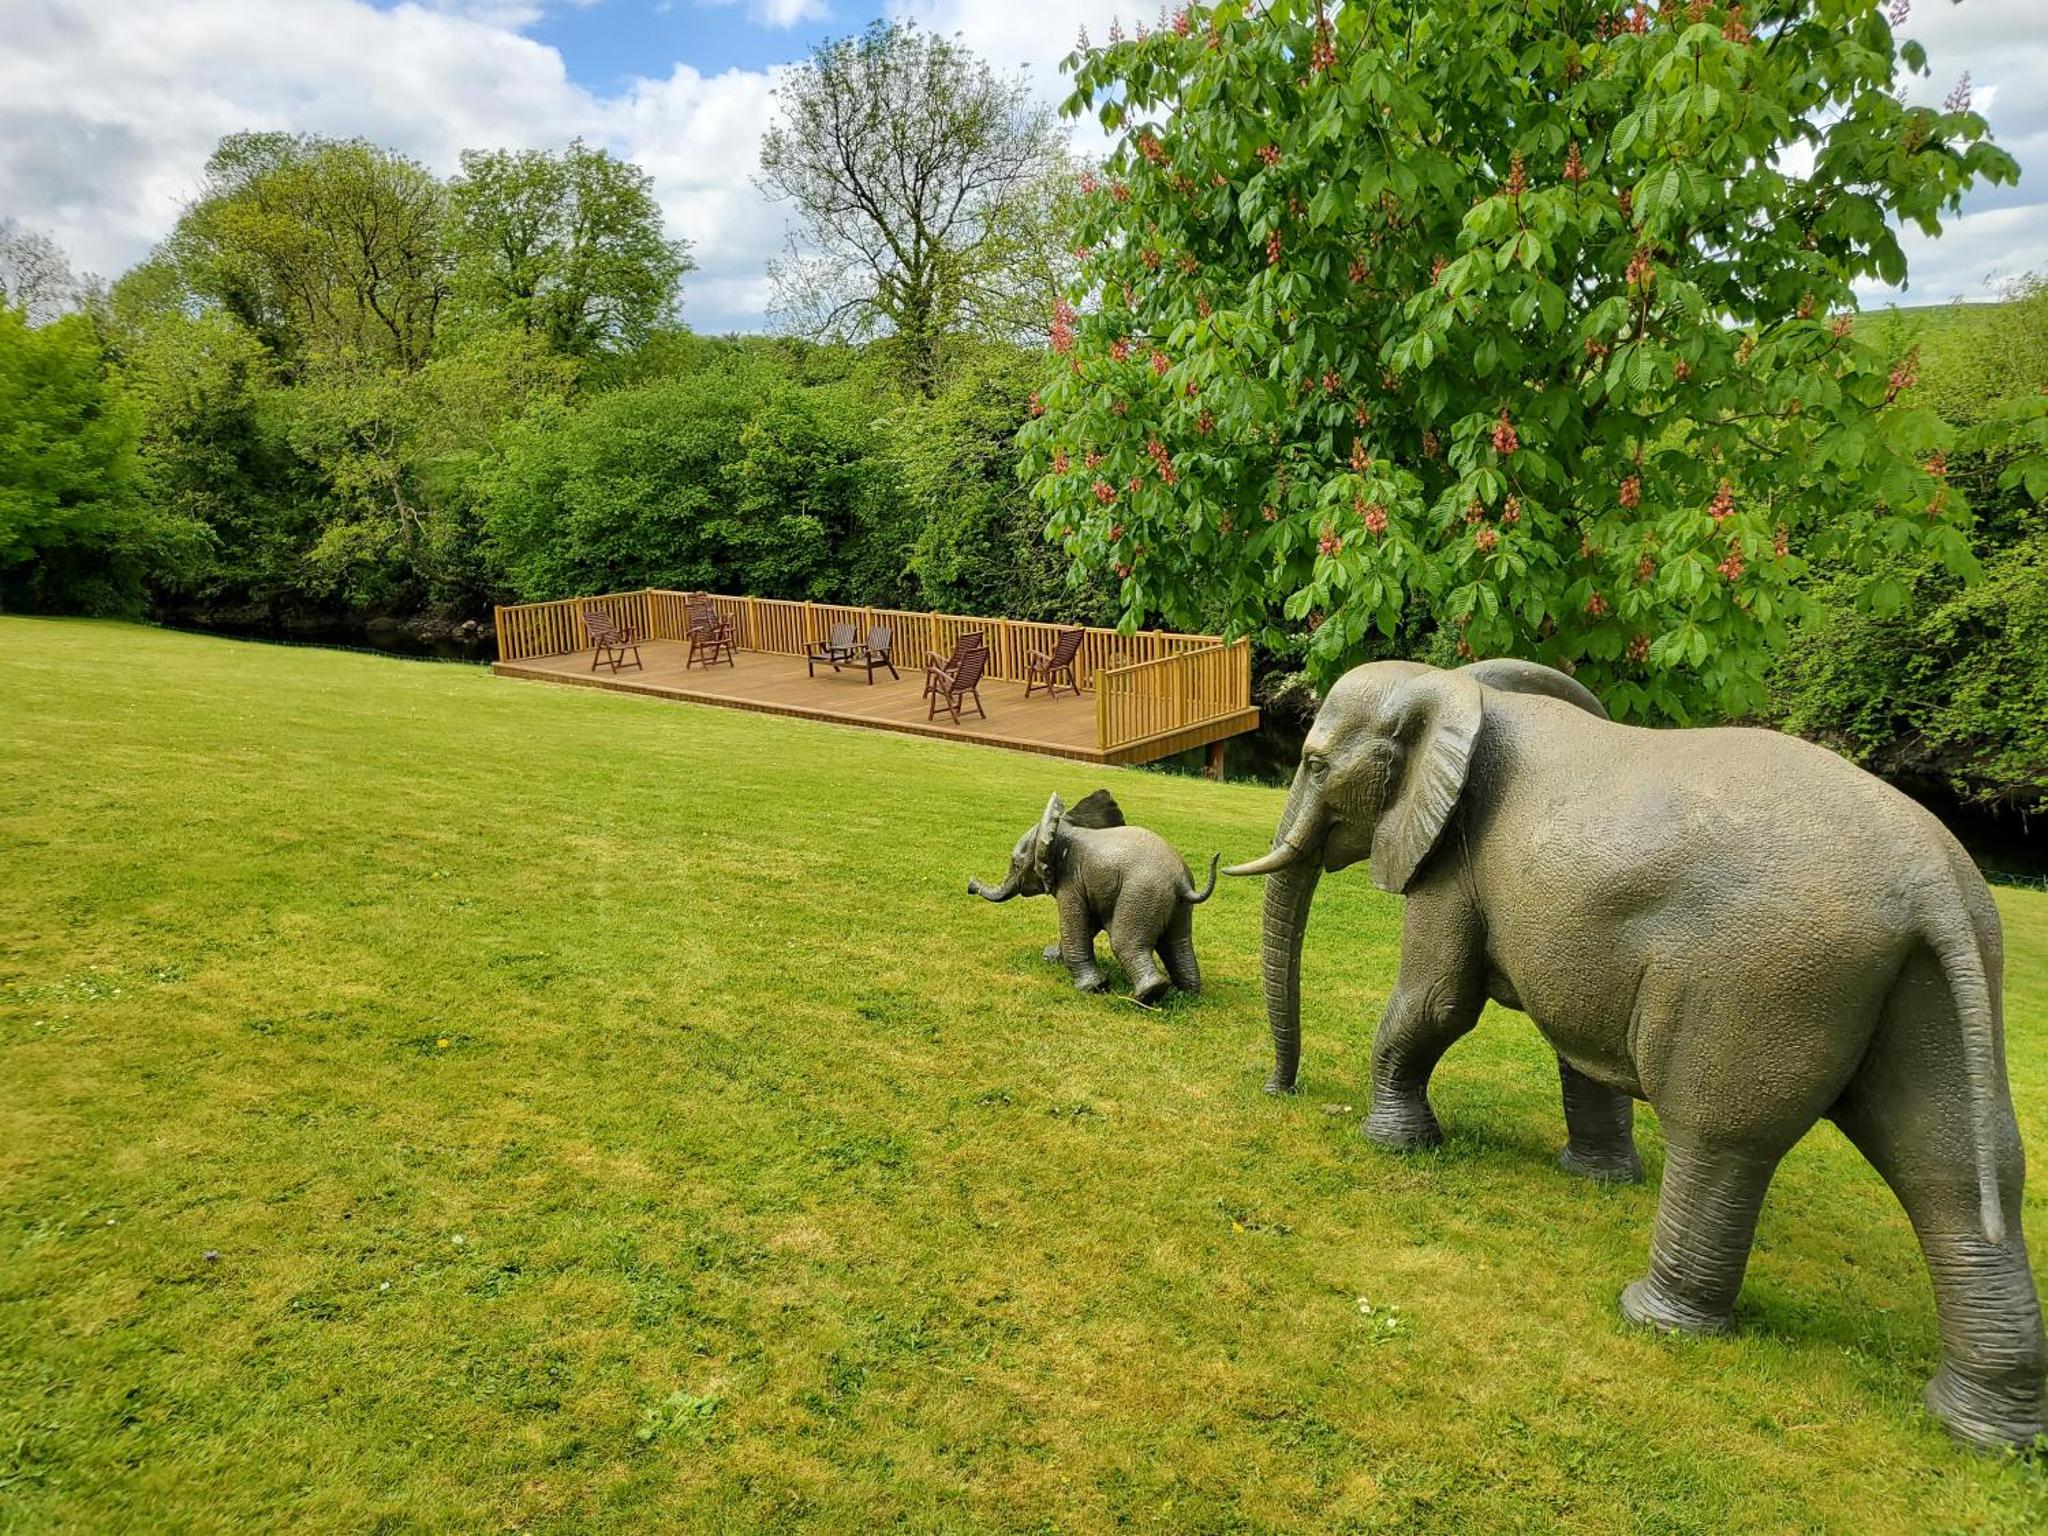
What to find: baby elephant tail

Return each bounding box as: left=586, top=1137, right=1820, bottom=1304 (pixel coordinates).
left=1184, top=852, right=1220, bottom=905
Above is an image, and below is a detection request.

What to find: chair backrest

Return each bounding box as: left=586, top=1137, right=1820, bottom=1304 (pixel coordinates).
left=949, top=630, right=986, bottom=668
left=828, top=622, right=855, bottom=651
left=866, top=625, right=893, bottom=656
left=948, top=644, right=988, bottom=694
left=583, top=606, right=624, bottom=642
left=684, top=595, right=725, bottom=636
left=1049, top=627, right=1085, bottom=667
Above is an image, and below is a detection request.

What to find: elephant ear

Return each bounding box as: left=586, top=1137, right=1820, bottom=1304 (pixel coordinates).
left=1032, top=792, right=1066, bottom=888
left=1064, top=789, right=1126, bottom=829
left=1459, top=656, right=1608, bottom=720
left=1370, top=669, right=1483, bottom=895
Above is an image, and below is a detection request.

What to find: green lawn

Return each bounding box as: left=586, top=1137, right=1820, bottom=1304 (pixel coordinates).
left=3, top=619, right=2045, bottom=1533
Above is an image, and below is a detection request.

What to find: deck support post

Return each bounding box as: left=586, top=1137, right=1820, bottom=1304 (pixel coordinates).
left=1204, top=740, right=1227, bottom=781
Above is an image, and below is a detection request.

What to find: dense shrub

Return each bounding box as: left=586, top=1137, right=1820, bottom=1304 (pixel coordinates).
left=1773, top=535, right=2047, bottom=812
left=895, top=350, right=1113, bottom=625
left=481, top=348, right=922, bottom=605
left=1769, top=279, right=2048, bottom=810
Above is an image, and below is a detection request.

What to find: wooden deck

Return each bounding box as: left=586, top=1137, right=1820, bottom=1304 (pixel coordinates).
left=493, top=641, right=1260, bottom=765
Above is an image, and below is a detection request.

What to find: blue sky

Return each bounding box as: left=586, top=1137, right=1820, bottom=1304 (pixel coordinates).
left=7, top=1, right=2045, bottom=334
left=522, top=0, right=884, bottom=85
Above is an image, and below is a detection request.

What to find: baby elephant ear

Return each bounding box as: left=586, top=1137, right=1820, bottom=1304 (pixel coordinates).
left=1371, top=669, right=1483, bottom=895
left=1064, top=789, right=1126, bottom=829
left=1032, top=792, right=1065, bottom=887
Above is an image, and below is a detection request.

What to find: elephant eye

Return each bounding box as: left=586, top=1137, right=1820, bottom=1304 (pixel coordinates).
left=1306, top=756, right=1328, bottom=782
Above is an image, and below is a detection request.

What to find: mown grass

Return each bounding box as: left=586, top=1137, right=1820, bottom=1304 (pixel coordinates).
left=2, top=618, right=2046, bottom=1534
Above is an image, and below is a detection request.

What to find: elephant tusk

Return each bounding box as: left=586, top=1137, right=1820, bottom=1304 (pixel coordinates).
left=1225, top=833, right=1312, bottom=878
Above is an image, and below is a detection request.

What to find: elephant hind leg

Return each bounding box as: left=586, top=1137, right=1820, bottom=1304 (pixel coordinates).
left=1830, top=958, right=2046, bottom=1448
left=1106, top=908, right=1170, bottom=1004
left=1557, top=1058, right=1642, bottom=1183
left=1160, top=907, right=1201, bottom=995
left=1620, top=1132, right=1781, bottom=1336
left=1113, top=938, right=1170, bottom=1005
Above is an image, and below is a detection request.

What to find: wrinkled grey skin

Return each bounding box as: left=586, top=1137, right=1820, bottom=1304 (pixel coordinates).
left=971, top=789, right=1219, bottom=1004
left=1226, top=657, right=2046, bottom=1450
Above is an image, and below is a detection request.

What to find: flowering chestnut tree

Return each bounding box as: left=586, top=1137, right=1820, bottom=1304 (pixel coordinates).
left=1020, top=0, right=2017, bottom=719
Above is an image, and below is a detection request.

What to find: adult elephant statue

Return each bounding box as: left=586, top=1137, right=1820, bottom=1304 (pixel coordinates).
left=1225, top=657, right=2046, bottom=1449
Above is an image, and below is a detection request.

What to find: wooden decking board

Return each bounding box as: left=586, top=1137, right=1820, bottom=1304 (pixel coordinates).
left=492, top=641, right=1257, bottom=765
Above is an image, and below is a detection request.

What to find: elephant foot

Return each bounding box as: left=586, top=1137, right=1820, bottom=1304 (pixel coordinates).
left=1558, top=1140, right=1643, bottom=1184
left=1262, top=1071, right=1297, bottom=1096
left=1363, top=1094, right=1442, bottom=1151
left=1619, top=1277, right=1735, bottom=1337
left=1132, top=975, right=1171, bottom=1007
left=1069, top=970, right=1108, bottom=993
left=1923, top=1365, right=2048, bottom=1452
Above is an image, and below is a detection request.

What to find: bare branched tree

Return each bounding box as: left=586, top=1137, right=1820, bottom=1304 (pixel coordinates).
left=0, top=220, right=83, bottom=324
left=758, top=20, right=1070, bottom=394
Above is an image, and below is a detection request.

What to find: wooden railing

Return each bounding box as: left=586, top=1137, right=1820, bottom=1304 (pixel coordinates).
left=1095, top=640, right=1254, bottom=755
left=495, top=590, right=652, bottom=663
left=494, top=589, right=1255, bottom=754
left=498, top=590, right=1227, bottom=683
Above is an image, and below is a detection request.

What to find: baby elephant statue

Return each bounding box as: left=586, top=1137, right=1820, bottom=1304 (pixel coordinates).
left=969, top=789, right=1218, bottom=1004
left=1226, top=656, right=2046, bottom=1450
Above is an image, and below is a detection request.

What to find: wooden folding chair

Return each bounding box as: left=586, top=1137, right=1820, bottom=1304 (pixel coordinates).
left=684, top=594, right=735, bottom=669
left=805, top=622, right=859, bottom=677
left=926, top=639, right=988, bottom=723
left=583, top=606, right=643, bottom=674
left=1025, top=627, right=1085, bottom=699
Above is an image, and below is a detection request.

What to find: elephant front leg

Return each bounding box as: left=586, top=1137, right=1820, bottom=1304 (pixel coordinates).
left=1620, top=1133, right=1779, bottom=1336
left=1362, top=981, right=1484, bottom=1150
left=1362, top=891, right=1485, bottom=1151
left=1054, top=890, right=1107, bottom=993
left=1556, top=1058, right=1643, bottom=1183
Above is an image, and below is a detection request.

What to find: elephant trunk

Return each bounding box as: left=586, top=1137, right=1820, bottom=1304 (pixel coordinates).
left=1231, top=765, right=1326, bottom=1093
left=1257, top=858, right=1322, bottom=1093
left=968, top=871, right=1022, bottom=902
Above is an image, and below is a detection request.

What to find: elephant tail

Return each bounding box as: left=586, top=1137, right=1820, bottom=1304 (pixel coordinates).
left=1926, top=910, right=2007, bottom=1245
left=1184, top=853, right=1220, bottom=905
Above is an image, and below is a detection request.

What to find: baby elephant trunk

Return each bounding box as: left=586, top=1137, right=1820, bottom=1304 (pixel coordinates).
left=968, top=871, right=1022, bottom=902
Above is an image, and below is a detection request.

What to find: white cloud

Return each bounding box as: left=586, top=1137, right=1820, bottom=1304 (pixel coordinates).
left=0, top=0, right=790, bottom=329
left=702, top=0, right=831, bottom=29
left=0, top=0, right=2039, bottom=334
